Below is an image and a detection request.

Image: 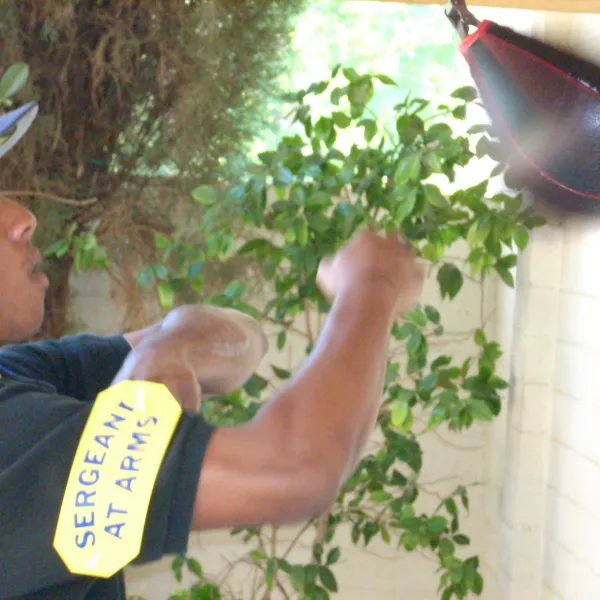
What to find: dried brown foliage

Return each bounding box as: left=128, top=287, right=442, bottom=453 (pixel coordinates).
left=0, top=0, right=304, bottom=336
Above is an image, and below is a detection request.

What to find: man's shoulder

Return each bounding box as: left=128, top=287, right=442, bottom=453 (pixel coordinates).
left=0, top=371, right=56, bottom=395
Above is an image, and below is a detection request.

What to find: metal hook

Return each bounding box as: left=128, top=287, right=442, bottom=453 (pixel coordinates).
left=445, top=0, right=480, bottom=39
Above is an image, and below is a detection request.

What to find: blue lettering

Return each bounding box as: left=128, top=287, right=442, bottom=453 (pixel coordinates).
left=75, top=531, right=96, bottom=548
left=75, top=490, right=96, bottom=508
left=104, top=412, right=126, bottom=431
left=115, top=476, right=136, bottom=492
left=137, top=416, right=158, bottom=428
left=74, top=512, right=94, bottom=528
left=94, top=434, right=113, bottom=450
left=127, top=432, right=150, bottom=452
left=84, top=449, right=106, bottom=465
left=120, top=456, right=141, bottom=472
left=104, top=522, right=125, bottom=539
left=106, top=502, right=128, bottom=520
left=78, top=469, right=100, bottom=486
left=118, top=401, right=134, bottom=412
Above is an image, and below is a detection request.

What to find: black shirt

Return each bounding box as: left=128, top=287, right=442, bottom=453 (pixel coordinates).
left=0, top=334, right=215, bottom=600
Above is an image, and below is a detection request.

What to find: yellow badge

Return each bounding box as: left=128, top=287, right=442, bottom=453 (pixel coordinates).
left=53, top=380, right=182, bottom=578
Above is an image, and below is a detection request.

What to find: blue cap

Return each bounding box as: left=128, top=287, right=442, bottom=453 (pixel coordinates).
left=0, top=101, right=38, bottom=158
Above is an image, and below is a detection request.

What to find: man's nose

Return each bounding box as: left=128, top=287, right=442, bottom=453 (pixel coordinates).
left=8, top=205, right=37, bottom=243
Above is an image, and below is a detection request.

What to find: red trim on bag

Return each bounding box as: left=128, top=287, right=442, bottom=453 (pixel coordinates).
left=464, top=52, right=600, bottom=201
left=464, top=22, right=600, bottom=102
left=458, top=20, right=494, bottom=53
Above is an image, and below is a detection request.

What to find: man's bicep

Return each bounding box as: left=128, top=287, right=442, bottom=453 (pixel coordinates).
left=191, top=422, right=331, bottom=531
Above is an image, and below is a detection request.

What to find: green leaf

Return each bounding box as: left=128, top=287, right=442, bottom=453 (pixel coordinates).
left=392, top=188, right=417, bottom=221
left=425, top=123, right=454, bottom=144
left=154, top=233, right=170, bottom=249
left=0, top=63, right=29, bottom=101
left=290, top=565, right=305, bottom=592
left=187, top=558, right=204, bottom=579
left=469, top=399, right=495, bottom=421
left=425, top=305, right=440, bottom=324
left=391, top=399, right=410, bottom=429
left=44, top=238, right=70, bottom=258
left=392, top=322, right=414, bottom=340
left=157, top=281, right=175, bottom=310
left=265, top=558, right=278, bottom=590
left=439, top=538, right=454, bottom=558
left=274, top=166, right=293, bottom=187
left=423, top=184, right=449, bottom=209
left=497, top=267, right=515, bottom=287
left=277, top=330, right=287, bottom=350
left=425, top=150, right=443, bottom=173
left=452, top=104, right=467, bottom=120
left=437, top=264, right=463, bottom=300
left=332, top=111, right=351, bottom=128
left=421, top=243, right=443, bottom=262
left=375, top=73, right=396, bottom=85
left=358, top=118, right=378, bottom=142
left=272, top=365, right=292, bottom=380
left=237, top=238, right=274, bottom=256
left=474, top=329, right=486, bottom=347
left=223, top=280, right=247, bottom=299
left=192, top=185, right=218, bottom=205
left=138, top=265, right=155, bottom=290
left=514, top=225, right=529, bottom=250
left=319, top=566, right=338, bottom=592
left=294, top=217, right=309, bottom=247
left=451, top=85, right=478, bottom=102
left=406, top=309, right=427, bottom=328
left=394, top=152, right=422, bottom=186
left=326, top=547, right=341, bottom=566
left=370, top=489, right=392, bottom=503
left=342, top=67, right=360, bottom=82
left=473, top=572, right=484, bottom=594
left=467, top=215, right=492, bottom=246
left=427, top=516, right=448, bottom=536
left=441, top=588, right=454, bottom=600
left=304, top=191, right=330, bottom=210
left=453, top=534, right=470, bottom=545
left=418, top=371, right=438, bottom=394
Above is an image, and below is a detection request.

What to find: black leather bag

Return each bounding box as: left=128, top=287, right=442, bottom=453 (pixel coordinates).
left=448, top=1, right=600, bottom=213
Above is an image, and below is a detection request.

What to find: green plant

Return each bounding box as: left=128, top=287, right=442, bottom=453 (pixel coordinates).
left=126, top=66, right=544, bottom=600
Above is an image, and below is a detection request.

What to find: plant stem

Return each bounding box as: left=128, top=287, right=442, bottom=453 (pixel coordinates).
left=281, top=519, right=315, bottom=561
left=304, top=301, right=315, bottom=346
left=314, top=511, right=329, bottom=553
left=1, top=190, right=97, bottom=206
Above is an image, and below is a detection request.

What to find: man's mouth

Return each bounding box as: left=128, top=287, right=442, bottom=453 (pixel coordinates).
left=28, top=253, right=49, bottom=288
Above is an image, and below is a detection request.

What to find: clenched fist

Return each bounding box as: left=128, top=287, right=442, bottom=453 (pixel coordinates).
left=317, top=228, right=425, bottom=315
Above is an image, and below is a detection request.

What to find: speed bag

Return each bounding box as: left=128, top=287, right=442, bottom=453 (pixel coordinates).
left=458, top=19, right=600, bottom=213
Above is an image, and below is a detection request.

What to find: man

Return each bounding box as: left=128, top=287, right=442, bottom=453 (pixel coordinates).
left=0, top=102, right=424, bottom=599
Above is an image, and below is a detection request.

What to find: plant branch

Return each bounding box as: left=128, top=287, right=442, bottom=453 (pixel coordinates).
left=282, top=520, right=315, bottom=561
left=1, top=190, right=98, bottom=206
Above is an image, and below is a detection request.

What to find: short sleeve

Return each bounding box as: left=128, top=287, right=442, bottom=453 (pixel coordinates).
left=0, top=334, right=132, bottom=402
left=0, top=381, right=215, bottom=599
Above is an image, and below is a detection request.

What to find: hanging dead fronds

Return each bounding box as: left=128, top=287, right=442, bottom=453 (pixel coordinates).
left=0, top=0, right=305, bottom=335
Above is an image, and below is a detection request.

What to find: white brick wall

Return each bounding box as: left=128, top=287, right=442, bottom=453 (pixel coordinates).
left=483, top=9, right=600, bottom=600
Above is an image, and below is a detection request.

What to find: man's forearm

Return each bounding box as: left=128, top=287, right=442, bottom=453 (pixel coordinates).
left=255, top=278, right=397, bottom=490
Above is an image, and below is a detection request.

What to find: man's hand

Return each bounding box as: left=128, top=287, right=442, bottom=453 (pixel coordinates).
left=113, top=305, right=268, bottom=413
left=317, top=228, right=425, bottom=315
left=112, top=335, right=203, bottom=412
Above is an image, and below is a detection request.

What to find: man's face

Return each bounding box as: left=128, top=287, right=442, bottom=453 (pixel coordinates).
left=0, top=198, right=48, bottom=343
